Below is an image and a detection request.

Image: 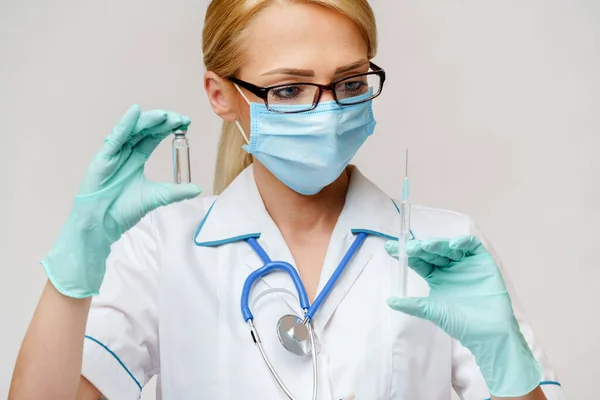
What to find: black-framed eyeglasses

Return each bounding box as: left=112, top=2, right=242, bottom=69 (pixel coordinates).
left=228, top=62, right=386, bottom=114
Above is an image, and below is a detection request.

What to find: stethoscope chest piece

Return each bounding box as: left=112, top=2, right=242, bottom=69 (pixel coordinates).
left=277, top=314, right=312, bottom=356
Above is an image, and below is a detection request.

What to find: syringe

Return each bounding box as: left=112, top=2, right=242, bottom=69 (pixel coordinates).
left=397, top=149, right=411, bottom=297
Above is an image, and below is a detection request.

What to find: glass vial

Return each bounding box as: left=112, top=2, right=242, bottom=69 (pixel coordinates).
left=173, top=129, right=191, bottom=184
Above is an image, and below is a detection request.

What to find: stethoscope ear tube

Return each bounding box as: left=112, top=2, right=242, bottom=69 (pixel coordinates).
left=241, top=260, right=311, bottom=322
left=305, top=232, right=368, bottom=320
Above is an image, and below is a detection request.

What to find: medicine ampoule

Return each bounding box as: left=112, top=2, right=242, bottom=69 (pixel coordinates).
left=173, top=128, right=191, bottom=184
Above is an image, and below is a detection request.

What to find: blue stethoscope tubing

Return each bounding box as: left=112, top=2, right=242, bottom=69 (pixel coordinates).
left=241, top=232, right=368, bottom=323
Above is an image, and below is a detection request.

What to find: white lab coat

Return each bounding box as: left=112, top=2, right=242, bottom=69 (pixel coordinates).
left=81, top=165, right=565, bottom=400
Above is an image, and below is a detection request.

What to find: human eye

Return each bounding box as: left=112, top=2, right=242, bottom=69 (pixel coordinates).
left=268, top=84, right=317, bottom=106
left=338, top=78, right=368, bottom=95
left=270, top=85, right=305, bottom=101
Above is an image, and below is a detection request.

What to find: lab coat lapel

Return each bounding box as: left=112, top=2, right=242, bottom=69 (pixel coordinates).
left=311, top=229, right=374, bottom=333
left=311, top=167, right=399, bottom=333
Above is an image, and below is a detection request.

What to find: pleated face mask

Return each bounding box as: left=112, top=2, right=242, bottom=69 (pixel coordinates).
left=235, top=86, right=377, bottom=195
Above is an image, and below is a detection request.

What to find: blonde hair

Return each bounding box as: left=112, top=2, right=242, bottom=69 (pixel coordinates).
left=203, top=0, right=378, bottom=194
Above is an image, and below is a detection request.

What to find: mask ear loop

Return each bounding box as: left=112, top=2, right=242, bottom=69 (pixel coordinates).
left=235, top=120, right=250, bottom=145
left=233, top=83, right=251, bottom=145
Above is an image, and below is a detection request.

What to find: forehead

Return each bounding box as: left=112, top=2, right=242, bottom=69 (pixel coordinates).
left=239, top=2, right=368, bottom=78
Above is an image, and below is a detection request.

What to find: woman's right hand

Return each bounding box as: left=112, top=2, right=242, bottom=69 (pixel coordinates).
left=42, top=105, right=202, bottom=299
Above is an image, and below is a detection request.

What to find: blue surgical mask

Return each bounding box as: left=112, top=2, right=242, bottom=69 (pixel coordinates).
left=235, top=87, right=377, bottom=195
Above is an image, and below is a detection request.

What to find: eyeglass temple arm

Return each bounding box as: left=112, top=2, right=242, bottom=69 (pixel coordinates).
left=228, top=77, right=270, bottom=100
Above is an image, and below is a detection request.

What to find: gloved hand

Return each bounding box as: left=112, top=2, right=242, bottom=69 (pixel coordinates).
left=42, top=105, right=202, bottom=299
left=385, top=236, right=542, bottom=398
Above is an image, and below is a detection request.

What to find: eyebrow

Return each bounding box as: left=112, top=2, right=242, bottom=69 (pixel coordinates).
left=335, top=59, right=370, bottom=74
left=262, top=68, right=315, bottom=77
left=261, top=59, right=370, bottom=77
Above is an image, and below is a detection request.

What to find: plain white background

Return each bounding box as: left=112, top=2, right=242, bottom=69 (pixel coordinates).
left=1, top=0, right=598, bottom=398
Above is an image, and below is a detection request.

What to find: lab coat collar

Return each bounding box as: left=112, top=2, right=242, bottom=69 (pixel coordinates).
left=337, top=166, right=402, bottom=241
left=194, top=165, right=265, bottom=246
left=193, top=164, right=402, bottom=247
left=194, top=164, right=403, bottom=334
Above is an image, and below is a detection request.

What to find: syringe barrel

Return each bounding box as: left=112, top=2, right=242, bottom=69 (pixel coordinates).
left=397, top=201, right=411, bottom=297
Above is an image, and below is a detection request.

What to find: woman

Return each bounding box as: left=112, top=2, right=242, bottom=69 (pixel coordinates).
left=10, top=1, right=565, bottom=399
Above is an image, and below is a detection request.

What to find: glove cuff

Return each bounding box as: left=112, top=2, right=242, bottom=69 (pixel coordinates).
left=42, top=258, right=101, bottom=299
left=475, top=333, right=543, bottom=397
left=41, top=214, right=111, bottom=298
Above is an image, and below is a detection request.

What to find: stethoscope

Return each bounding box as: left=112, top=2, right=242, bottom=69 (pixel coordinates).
left=241, top=232, right=368, bottom=400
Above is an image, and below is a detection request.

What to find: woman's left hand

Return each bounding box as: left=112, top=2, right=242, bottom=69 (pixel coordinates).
left=385, top=235, right=542, bottom=398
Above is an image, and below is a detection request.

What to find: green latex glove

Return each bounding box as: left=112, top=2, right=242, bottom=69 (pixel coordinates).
left=385, top=236, right=542, bottom=398
left=42, top=105, right=202, bottom=298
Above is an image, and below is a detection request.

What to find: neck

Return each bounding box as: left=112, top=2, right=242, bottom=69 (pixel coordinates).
left=253, top=162, right=350, bottom=236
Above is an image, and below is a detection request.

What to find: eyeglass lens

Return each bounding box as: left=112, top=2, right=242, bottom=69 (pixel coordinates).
left=267, top=73, right=382, bottom=112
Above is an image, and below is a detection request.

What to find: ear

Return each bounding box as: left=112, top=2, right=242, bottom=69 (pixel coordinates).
left=204, top=71, right=239, bottom=122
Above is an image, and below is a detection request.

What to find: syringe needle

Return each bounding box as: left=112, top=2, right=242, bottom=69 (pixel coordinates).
left=402, top=149, right=410, bottom=202
left=405, top=149, right=409, bottom=178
